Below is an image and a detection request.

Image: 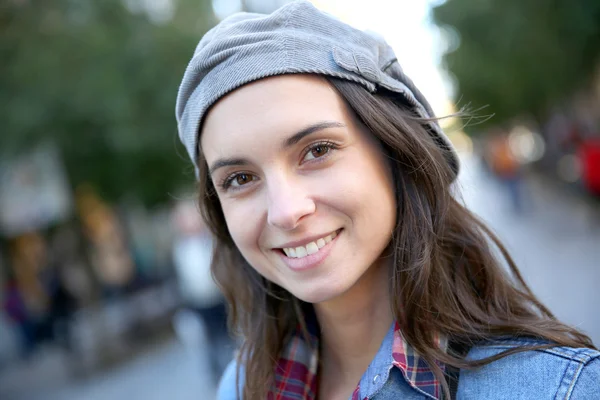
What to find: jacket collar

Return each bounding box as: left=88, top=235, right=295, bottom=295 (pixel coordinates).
left=269, top=309, right=444, bottom=400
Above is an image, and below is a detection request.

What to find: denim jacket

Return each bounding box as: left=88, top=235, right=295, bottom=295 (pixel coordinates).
left=218, top=325, right=600, bottom=399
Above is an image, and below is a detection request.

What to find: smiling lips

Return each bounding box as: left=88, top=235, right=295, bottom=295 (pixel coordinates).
left=281, top=230, right=339, bottom=259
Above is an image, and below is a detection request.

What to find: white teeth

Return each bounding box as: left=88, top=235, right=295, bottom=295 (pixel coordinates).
left=295, top=246, right=308, bottom=258
left=282, top=231, right=339, bottom=259
left=306, top=242, right=319, bottom=255
left=282, top=248, right=296, bottom=257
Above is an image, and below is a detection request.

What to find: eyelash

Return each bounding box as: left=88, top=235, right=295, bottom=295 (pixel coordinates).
left=302, top=140, right=339, bottom=162
left=218, top=140, right=339, bottom=191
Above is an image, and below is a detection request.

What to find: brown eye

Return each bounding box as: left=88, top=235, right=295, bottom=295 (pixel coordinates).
left=303, top=142, right=335, bottom=162
left=311, top=145, right=329, bottom=158
left=220, top=173, right=256, bottom=191
left=235, top=174, right=252, bottom=186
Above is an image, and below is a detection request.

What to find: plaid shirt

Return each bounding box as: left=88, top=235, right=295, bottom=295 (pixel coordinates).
left=268, top=318, right=443, bottom=400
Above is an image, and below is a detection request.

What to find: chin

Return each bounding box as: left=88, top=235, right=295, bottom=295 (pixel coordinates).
left=288, top=281, right=350, bottom=304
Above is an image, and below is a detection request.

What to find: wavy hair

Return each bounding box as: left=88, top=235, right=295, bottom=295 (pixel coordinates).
left=196, top=77, right=595, bottom=399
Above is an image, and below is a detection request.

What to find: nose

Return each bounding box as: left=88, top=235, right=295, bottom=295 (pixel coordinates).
left=266, top=178, right=316, bottom=231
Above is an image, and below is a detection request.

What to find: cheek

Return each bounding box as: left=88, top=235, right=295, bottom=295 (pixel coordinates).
left=221, top=200, right=264, bottom=256
left=330, top=156, right=395, bottom=217
left=335, top=158, right=397, bottom=254
left=222, top=203, right=281, bottom=282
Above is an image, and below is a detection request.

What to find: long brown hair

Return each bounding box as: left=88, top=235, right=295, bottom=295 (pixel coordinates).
left=197, top=77, right=595, bottom=399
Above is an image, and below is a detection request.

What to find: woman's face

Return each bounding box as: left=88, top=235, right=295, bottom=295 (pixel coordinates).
left=201, top=75, right=396, bottom=304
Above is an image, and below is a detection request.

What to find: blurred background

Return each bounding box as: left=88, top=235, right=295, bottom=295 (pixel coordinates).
left=0, top=0, right=599, bottom=399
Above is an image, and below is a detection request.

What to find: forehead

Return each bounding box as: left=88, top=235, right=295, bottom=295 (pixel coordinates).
left=200, top=75, right=350, bottom=152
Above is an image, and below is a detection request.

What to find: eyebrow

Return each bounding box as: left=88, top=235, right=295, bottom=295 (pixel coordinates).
left=208, top=120, right=346, bottom=176
left=282, top=121, right=346, bottom=148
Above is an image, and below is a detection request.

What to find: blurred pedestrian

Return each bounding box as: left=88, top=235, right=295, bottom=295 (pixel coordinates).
left=171, top=200, right=232, bottom=383
left=487, top=133, right=525, bottom=213
left=175, top=2, right=600, bottom=399
left=3, top=272, right=35, bottom=359
left=43, top=267, right=77, bottom=352
left=579, top=138, right=600, bottom=196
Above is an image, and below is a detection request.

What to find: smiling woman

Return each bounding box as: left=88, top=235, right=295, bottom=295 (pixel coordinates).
left=175, top=1, right=600, bottom=400
left=201, top=75, right=396, bottom=304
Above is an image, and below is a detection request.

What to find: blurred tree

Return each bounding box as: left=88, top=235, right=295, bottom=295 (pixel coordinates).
left=433, top=0, right=600, bottom=131
left=0, top=0, right=215, bottom=206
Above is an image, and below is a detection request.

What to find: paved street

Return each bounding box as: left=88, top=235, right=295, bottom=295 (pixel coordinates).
left=0, top=317, right=218, bottom=400
left=1, top=153, right=599, bottom=400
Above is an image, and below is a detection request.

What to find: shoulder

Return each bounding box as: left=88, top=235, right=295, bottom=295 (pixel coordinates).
left=458, top=338, right=600, bottom=399
left=217, top=359, right=245, bottom=400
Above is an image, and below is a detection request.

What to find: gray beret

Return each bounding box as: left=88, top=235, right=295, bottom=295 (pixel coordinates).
left=175, top=0, right=459, bottom=177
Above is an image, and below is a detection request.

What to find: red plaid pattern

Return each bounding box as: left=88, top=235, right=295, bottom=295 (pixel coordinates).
left=269, top=321, right=443, bottom=400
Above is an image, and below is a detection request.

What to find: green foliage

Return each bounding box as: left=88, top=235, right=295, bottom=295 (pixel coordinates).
left=432, top=0, right=600, bottom=131
left=0, top=0, right=215, bottom=205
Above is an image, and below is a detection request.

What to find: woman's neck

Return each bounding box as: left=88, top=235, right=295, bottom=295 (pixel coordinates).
left=314, top=259, right=393, bottom=394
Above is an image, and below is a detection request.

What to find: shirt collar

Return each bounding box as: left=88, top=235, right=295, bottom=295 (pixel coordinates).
left=269, top=312, right=444, bottom=400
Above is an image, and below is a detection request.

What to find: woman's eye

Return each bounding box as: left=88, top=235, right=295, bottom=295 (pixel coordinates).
left=232, top=173, right=253, bottom=186
left=221, top=173, right=256, bottom=190
left=303, top=142, right=334, bottom=161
